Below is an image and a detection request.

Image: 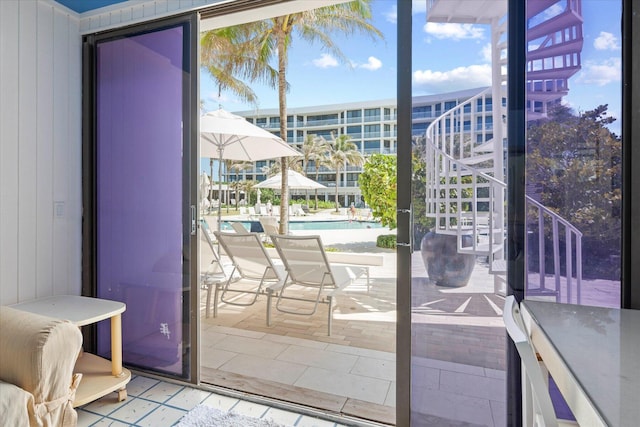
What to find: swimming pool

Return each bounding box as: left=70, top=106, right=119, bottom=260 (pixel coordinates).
left=222, top=219, right=382, bottom=232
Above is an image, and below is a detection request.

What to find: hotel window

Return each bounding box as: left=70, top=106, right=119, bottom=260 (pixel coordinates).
left=364, top=124, right=380, bottom=138
left=347, top=110, right=362, bottom=123
left=364, top=108, right=380, bottom=122
left=412, top=122, right=428, bottom=136
left=364, top=140, right=380, bottom=154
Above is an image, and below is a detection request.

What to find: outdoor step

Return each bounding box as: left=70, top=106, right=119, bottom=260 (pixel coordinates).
left=458, top=153, right=495, bottom=165
left=490, top=259, right=507, bottom=274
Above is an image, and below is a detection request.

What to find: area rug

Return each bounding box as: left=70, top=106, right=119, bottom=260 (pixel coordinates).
left=175, top=404, right=286, bottom=427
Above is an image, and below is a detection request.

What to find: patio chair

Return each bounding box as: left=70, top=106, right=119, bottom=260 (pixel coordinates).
left=214, top=231, right=284, bottom=309
left=199, top=221, right=230, bottom=318
left=258, top=216, right=280, bottom=242
left=503, top=296, right=577, bottom=427
left=269, top=234, right=368, bottom=336
left=292, top=204, right=307, bottom=216
left=231, top=222, right=249, bottom=234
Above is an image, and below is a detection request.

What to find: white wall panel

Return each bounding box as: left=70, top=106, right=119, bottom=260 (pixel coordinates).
left=19, top=0, right=39, bottom=302
left=36, top=0, right=55, bottom=299
left=52, top=6, right=71, bottom=297
left=67, top=6, right=82, bottom=296
left=0, top=0, right=21, bottom=305
left=0, top=0, right=81, bottom=304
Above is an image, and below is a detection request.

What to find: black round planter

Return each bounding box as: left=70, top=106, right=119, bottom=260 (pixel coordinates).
left=420, top=231, right=475, bottom=287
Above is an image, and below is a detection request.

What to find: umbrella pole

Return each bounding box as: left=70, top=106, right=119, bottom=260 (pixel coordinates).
left=217, top=150, right=223, bottom=233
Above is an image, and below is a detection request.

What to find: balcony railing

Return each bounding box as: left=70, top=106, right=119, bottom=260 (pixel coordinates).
left=525, top=197, right=583, bottom=304
left=306, top=118, right=340, bottom=127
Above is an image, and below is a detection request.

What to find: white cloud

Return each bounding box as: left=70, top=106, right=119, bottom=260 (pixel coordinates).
left=423, top=22, right=485, bottom=40
left=384, top=5, right=397, bottom=24
left=412, top=0, right=427, bottom=14
left=481, top=43, right=492, bottom=62
left=359, top=56, right=382, bottom=71
left=312, top=53, right=338, bottom=68
left=413, top=64, right=492, bottom=92
left=575, top=57, right=621, bottom=86
left=594, top=31, right=621, bottom=50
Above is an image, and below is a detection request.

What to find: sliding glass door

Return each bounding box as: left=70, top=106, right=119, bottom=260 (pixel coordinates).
left=399, top=0, right=628, bottom=425
left=86, top=16, right=199, bottom=379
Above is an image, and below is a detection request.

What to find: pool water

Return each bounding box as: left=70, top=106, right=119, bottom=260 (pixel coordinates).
left=222, top=220, right=382, bottom=231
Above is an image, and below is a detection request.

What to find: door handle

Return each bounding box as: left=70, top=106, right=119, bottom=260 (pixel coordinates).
left=190, top=205, right=196, bottom=235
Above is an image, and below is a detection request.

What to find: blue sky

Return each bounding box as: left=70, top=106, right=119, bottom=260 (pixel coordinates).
left=200, top=0, right=622, bottom=172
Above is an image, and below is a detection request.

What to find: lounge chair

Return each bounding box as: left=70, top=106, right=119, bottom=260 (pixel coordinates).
left=268, top=234, right=368, bottom=335
left=292, top=203, right=306, bottom=216
left=231, top=222, right=249, bottom=234
left=199, top=221, right=229, bottom=318
left=247, top=206, right=259, bottom=219
left=258, top=216, right=280, bottom=242
left=213, top=231, right=284, bottom=310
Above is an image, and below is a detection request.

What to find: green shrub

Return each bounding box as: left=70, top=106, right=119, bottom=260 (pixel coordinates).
left=376, top=234, right=396, bottom=249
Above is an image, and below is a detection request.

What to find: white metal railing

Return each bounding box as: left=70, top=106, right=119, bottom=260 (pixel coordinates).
left=425, top=129, right=506, bottom=260
left=525, top=197, right=583, bottom=304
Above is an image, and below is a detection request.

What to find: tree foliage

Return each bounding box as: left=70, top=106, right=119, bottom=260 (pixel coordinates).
left=359, top=154, right=397, bottom=229
left=410, top=136, right=438, bottom=249
left=327, top=134, right=364, bottom=211
left=527, top=104, right=621, bottom=244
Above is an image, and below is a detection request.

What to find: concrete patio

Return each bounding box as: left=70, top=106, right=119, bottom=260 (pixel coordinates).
left=198, top=215, right=510, bottom=426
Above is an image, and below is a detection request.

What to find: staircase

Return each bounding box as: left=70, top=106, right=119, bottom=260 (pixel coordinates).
left=423, top=0, right=584, bottom=303
left=526, top=0, right=584, bottom=120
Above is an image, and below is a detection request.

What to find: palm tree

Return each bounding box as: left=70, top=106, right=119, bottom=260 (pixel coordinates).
left=200, top=25, right=278, bottom=108
left=300, top=134, right=327, bottom=208
left=229, top=161, right=254, bottom=209
left=201, top=26, right=278, bottom=214
left=230, top=160, right=254, bottom=179
left=240, top=179, right=257, bottom=206
left=229, top=180, right=242, bottom=210
left=260, top=161, right=281, bottom=178
left=250, top=1, right=382, bottom=233
left=328, top=134, right=364, bottom=212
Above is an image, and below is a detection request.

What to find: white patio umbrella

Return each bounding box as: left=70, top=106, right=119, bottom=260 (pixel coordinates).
left=254, top=169, right=326, bottom=190
left=200, top=109, right=301, bottom=231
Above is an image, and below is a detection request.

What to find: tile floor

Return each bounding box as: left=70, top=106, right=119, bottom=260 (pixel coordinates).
left=77, top=374, right=359, bottom=427
left=196, top=249, right=509, bottom=426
